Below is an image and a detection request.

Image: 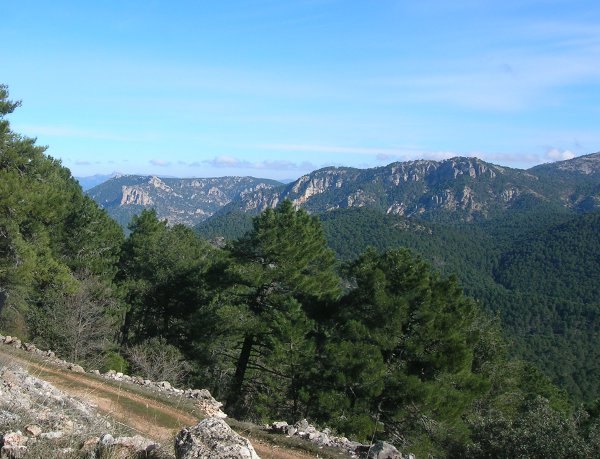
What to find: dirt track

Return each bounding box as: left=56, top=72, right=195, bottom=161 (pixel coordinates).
left=0, top=346, right=328, bottom=459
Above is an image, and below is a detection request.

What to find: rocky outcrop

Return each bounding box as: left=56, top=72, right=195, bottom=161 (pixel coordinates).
left=148, top=176, right=173, bottom=192
left=175, top=418, right=260, bottom=459
left=227, top=156, right=557, bottom=221
left=356, top=441, right=406, bottom=458
left=120, top=186, right=154, bottom=205
left=533, top=151, right=600, bottom=176
left=89, top=175, right=283, bottom=227
left=100, top=371, right=226, bottom=418
left=0, top=335, right=226, bottom=419
left=97, top=433, right=161, bottom=458
left=268, top=419, right=414, bottom=459
left=0, top=364, right=160, bottom=458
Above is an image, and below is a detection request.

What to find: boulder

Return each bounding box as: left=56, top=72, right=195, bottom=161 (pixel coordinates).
left=175, top=417, right=260, bottom=459
left=23, top=425, right=42, bottom=437
left=0, top=432, right=27, bottom=447
left=98, top=434, right=159, bottom=459
left=357, top=440, right=403, bottom=459
left=270, top=421, right=289, bottom=434
left=67, top=363, right=85, bottom=373
left=0, top=432, right=27, bottom=459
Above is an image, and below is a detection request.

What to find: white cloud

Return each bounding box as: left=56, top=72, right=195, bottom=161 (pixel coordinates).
left=149, top=159, right=171, bottom=167
left=200, top=156, right=316, bottom=171
left=260, top=144, right=405, bottom=156
left=204, top=155, right=242, bottom=167
left=546, top=148, right=576, bottom=161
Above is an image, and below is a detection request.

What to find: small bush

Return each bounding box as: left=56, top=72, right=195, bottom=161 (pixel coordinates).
left=126, top=337, right=191, bottom=385
left=102, top=351, right=129, bottom=373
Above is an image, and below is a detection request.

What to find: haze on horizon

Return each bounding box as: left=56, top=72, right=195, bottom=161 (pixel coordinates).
left=3, top=1, right=599, bottom=181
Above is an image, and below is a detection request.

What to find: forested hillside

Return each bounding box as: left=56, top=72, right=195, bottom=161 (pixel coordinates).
left=217, top=154, right=600, bottom=221
left=197, top=205, right=600, bottom=402
left=4, top=85, right=600, bottom=457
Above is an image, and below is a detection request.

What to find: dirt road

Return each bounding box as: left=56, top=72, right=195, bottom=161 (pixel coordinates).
left=0, top=346, right=341, bottom=459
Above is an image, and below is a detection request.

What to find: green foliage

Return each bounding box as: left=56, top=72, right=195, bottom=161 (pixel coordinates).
left=317, top=207, right=600, bottom=403
left=101, top=351, right=129, bottom=373
left=457, top=398, right=589, bottom=459
left=313, top=249, right=489, bottom=453
left=196, top=210, right=254, bottom=241
left=118, top=209, right=219, bottom=346
left=201, top=201, right=341, bottom=418
left=4, top=85, right=600, bottom=457
left=0, top=85, right=123, bottom=345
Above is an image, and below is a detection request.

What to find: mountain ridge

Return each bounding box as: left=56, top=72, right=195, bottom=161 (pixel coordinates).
left=218, top=154, right=600, bottom=222
left=87, top=153, right=600, bottom=229
left=87, top=175, right=283, bottom=227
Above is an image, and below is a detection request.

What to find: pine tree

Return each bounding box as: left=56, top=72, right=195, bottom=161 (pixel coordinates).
left=213, top=200, right=340, bottom=416
left=118, top=209, right=217, bottom=346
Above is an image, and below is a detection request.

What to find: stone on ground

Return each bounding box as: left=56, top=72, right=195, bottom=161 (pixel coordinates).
left=175, top=417, right=260, bottom=459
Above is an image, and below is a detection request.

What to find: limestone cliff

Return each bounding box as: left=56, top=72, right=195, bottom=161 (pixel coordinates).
left=88, top=175, right=283, bottom=228
left=222, top=156, right=588, bottom=222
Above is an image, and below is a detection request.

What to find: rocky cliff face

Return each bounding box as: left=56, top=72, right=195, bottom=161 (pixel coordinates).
left=531, top=151, right=600, bottom=176
left=223, top=156, right=568, bottom=222
left=88, top=154, right=600, bottom=228
left=88, top=175, right=283, bottom=228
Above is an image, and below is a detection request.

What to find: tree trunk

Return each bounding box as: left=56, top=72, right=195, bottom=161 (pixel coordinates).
left=226, top=333, right=254, bottom=412
left=120, top=307, right=133, bottom=346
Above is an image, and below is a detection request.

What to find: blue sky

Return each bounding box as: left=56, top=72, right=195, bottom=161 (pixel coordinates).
left=3, top=1, right=600, bottom=180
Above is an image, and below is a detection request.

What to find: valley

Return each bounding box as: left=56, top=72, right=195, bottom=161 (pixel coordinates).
left=88, top=153, right=600, bottom=403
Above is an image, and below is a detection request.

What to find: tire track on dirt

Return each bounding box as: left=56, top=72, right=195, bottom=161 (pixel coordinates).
left=1, top=347, right=325, bottom=458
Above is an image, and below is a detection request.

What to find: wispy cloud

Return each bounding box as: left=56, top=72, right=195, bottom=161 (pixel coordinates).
left=545, top=148, right=576, bottom=162
left=198, top=156, right=316, bottom=171
left=259, top=144, right=468, bottom=163
left=259, top=144, right=408, bottom=156
left=149, top=159, right=171, bottom=167
left=371, top=19, right=600, bottom=112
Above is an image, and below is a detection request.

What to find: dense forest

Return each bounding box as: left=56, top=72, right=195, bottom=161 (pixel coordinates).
left=3, top=85, right=600, bottom=457
left=197, top=201, right=600, bottom=404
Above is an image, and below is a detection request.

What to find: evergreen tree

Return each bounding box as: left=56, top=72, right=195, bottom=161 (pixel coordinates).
left=0, top=85, right=123, bottom=341
left=210, top=200, right=340, bottom=416
left=118, top=209, right=218, bottom=347
left=317, top=249, right=488, bottom=452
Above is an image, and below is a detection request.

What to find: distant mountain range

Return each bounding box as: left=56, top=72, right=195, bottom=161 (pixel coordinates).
left=76, top=172, right=123, bottom=191
left=87, top=175, right=283, bottom=227
left=221, top=153, right=600, bottom=221
left=87, top=153, right=600, bottom=402
left=88, top=153, right=600, bottom=228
